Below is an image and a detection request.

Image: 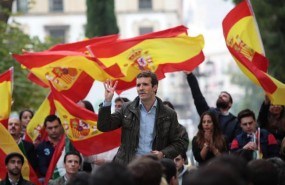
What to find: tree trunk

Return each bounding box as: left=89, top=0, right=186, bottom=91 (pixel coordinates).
left=0, top=0, right=14, bottom=23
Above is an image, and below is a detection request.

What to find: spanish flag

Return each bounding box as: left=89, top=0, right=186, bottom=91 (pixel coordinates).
left=88, top=25, right=205, bottom=94
left=0, top=124, right=40, bottom=185
left=48, top=34, right=119, bottom=53
left=222, top=0, right=285, bottom=105
left=0, top=67, right=13, bottom=128
left=50, top=84, right=121, bottom=156
left=25, top=93, right=55, bottom=143
left=13, top=51, right=124, bottom=100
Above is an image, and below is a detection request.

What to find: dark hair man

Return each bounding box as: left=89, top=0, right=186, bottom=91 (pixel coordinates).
left=48, top=151, right=82, bottom=185
left=36, top=115, right=64, bottom=177
left=0, top=152, right=34, bottom=185
left=186, top=72, right=241, bottom=144
left=231, top=109, right=279, bottom=161
left=98, top=71, right=188, bottom=165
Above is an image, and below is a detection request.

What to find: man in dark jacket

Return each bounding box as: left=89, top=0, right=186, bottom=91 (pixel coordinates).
left=98, top=71, right=188, bottom=165
left=186, top=72, right=241, bottom=144
left=0, top=152, right=34, bottom=185
left=231, top=109, right=279, bottom=161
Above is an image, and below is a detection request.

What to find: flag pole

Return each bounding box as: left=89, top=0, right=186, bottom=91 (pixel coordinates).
left=246, top=0, right=266, bottom=56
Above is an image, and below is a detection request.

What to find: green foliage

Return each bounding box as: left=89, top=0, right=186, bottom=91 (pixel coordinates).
left=0, top=21, right=56, bottom=112
left=85, top=0, right=119, bottom=37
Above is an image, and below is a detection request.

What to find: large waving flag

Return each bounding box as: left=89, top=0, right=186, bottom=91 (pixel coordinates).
left=13, top=35, right=123, bottom=101
left=0, top=67, right=13, bottom=128
left=222, top=0, right=285, bottom=105
left=0, top=124, right=40, bottom=185
left=50, top=85, right=121, bottom=156
left=12, top=51, right=124, bottom=101
left=48, top=34, right=119, bottom=52
left=88, top=25, right=205, bottom=94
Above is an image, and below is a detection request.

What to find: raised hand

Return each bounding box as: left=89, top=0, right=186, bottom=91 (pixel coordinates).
left=104, top=79, right=118, bottom=102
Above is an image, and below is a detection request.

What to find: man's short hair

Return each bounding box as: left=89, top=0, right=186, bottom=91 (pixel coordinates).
left=5, top=152, right=24, bottom=165
left=44, top=114, right=61, bottom=127
left=114, top=97, right=130, bottom=103
left=237, top=109, right=256, bottom=123
left=136, top=71, right=158, bottom=87
left=64, top=151, right=82, bottom=165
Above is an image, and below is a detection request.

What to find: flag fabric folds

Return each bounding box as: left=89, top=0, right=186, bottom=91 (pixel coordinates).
left=222, top=0, right=285, bottom=105
left=0, top=67, right=13, bottom=128
left=12, top=51, right=123, bottom=101
left=50, top=85, right=121, bottom=156
left=0, top=124, right=40, bottom=185
left=88, top=25, right=205, bottom=94
left=48, top=34, right=119, bottom=52
left=25, top=94, right=55, bottom=143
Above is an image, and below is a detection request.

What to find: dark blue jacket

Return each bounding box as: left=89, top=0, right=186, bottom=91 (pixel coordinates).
left=231, top=129, right=279, bottom=159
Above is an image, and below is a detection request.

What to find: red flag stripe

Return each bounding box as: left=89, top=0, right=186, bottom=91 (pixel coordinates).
left=222, top=1, right=251, bottom=38
left=88, top=26, right=188, bottom=57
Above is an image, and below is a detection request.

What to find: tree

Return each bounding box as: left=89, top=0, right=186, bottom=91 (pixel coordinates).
left=232, top=0, right=285, bottom=82
left=0, top=2, right=56, bottom=112
left=85, top=0, right=119, bottom=37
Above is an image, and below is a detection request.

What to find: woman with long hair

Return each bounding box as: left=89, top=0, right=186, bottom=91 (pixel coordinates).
left=192, top=111, right=228, bottom=165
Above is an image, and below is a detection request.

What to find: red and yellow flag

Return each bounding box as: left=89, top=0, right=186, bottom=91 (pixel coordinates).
left=48, top=34, right=119, bottom=52
left=12, top=51, right=124, bottom=100
left=25, top=94, right=55, bottom=143
left=222, top=0, right=285, bottom=105
left=88, top=25, right=205, bottom=94
left=50, top=85, right=121, bottom=156
left=0, top=124, right=40, bottom=184
left=0, top=67, right=13, bottom=128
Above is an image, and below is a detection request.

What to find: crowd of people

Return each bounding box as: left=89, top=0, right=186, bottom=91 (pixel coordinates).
left=1, top=70, right=285, bottom=185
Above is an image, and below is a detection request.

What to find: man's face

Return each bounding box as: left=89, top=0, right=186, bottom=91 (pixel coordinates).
left=216, top=92, right=232, bottom=109
left=136, top=77, right=157, bottom=102
left=8, top=118, right=22, bottom=137
left=45, top=119, right=63, bottom=140
left=240, top=116, right=256, bottom=134
left=115, top=100, right=123, bottom=111
left=64, top=154, right=81, bottom=176
left=174, top=155, right=185, bottom=171
left=6, top=156, right=23, bottom=176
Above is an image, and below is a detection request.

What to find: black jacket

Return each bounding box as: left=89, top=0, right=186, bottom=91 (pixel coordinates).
left=98, top=96, right=188, bottom=165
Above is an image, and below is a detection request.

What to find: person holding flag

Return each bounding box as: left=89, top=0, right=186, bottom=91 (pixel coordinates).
left=97, top=71, right=188, bottom=165
left=230, top=109, right=279, bottom=161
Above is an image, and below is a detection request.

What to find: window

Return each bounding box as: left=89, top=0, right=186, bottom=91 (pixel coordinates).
left=139, top=0, right=152, bottom=10
left=49, top=0, right=63, bottom=12
left=139, top=27, right=153, bottom=35
left=45, top=25, right=69, bottom=43
left=16, top=0, right=28, bottom=13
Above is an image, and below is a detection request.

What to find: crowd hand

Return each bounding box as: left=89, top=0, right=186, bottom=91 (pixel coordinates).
left=243, top=141, right=257, bottom=150
left=104, top=79, right=118, bottom=102
left=151, top=150, right=164, bottom=159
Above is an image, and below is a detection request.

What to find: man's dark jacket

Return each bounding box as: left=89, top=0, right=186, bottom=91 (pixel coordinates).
left=97, top=96, right=188, bottom=165
left=0, top=175, right=34, bottom=185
